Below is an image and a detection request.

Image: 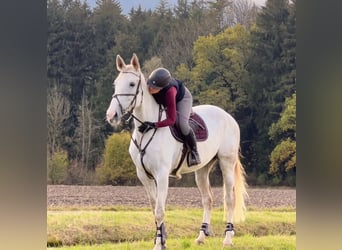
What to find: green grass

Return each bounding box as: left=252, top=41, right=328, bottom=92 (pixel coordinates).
left=47, top=206, right=296, bottom=249
left=48, top=235, right=295, bottom=250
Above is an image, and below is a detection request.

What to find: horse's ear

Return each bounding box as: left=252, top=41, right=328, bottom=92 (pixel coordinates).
left=131, top=53, right=141, bottom=71
left=116, top=55, right=126, bottom=71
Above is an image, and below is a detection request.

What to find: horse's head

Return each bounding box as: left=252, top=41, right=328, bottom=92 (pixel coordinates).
left=106, top=53, right=143, bottom=128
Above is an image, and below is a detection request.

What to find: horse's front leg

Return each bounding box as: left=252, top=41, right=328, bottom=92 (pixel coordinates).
left=153, top=174, right=169, bottom=250
left=136, top=164, right=157, bottom=212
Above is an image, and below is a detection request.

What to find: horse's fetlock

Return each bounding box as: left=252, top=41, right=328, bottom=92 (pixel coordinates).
left=154, top=209, right=165, bottom=223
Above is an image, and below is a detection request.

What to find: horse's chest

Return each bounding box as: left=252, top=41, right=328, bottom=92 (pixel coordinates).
left=129, top=139, right=182, bottom=169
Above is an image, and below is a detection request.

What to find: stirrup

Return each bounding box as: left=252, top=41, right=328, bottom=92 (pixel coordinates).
left=187, top=152, right=201, bottom=167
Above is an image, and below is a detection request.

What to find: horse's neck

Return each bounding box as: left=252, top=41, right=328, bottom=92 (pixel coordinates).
left=133, top=86, right=160, bottom=126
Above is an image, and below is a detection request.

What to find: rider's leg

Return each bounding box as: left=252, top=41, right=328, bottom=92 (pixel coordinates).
left=177, top=88, right=201, bottom=166
left=184, top=129, right=201, bottom=166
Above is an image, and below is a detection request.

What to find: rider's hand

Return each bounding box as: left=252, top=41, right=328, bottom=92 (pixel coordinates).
left=138, top=121, right=156, bottom=133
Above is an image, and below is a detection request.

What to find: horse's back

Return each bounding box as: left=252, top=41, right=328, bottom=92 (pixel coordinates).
left=193, top=104, right=240, bottom=154
left=193, top=104, right=239, bottom=134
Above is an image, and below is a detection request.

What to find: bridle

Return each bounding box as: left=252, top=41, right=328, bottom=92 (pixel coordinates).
left=111, top=70, right=162, bottom=180
left=112, top=71, right=143, bottom=124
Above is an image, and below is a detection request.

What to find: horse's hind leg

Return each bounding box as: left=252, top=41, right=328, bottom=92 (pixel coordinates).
left=219, top=156, right=236, bottom=247
left=194, top=162, right=215, bottom=244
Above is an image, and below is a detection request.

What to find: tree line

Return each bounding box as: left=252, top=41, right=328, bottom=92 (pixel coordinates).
left=47, top=0, right=296, bottom=186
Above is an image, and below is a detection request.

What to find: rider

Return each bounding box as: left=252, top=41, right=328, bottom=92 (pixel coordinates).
left=138, top=67, right=201, bottom=167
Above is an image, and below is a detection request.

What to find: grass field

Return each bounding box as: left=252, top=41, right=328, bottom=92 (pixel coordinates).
left=47, top=206, right=295, bottom=249
left=48, top=235, right=296, bottom=249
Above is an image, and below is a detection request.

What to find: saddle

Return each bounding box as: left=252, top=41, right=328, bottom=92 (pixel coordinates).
left=169, top=112, right=208, bottom=143
left=169, top=112, right=208, bottom=178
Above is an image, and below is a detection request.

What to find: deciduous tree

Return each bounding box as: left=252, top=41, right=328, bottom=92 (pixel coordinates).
left=269, top=92, right=296, bottom=178
left=96, top=132, right=138, bottom=185
left=47, top=84, right=70, bottom=157
left=187, top=25, right=250, bottom=114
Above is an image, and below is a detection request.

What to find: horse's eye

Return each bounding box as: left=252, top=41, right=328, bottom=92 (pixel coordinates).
left=129, top=82, right=135, bottom=87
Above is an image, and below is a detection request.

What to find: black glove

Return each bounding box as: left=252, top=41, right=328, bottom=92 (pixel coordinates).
left=138, top=121, right=156, bottom=133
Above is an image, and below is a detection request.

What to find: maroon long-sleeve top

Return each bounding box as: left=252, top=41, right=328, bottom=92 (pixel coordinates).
left=155, top=87, right=177, bottom=128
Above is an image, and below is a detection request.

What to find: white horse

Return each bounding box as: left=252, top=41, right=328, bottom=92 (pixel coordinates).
left=106, top=53, right=248, bottom=249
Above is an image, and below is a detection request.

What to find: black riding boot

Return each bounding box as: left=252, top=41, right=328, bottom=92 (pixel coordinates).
left=184, top=130, right=201, bottom=166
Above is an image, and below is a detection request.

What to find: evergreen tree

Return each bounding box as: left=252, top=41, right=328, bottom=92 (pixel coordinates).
left=246, top=0, right=296, bottom=176
left=126, top=6, right=155, bottom=61
left=92, top=0, right=126, bottom=69
left=207, top=0, right=234, bottom=31
left=149, top=0, right=175, bottom=68
left=174, top=0, right=190, bottom=19
left=48, top=0, right=97, bottom=161
left=280, top=0, right=296, bottom=90
left=91, top=0, right=129, bottom=157
left=61, top=0, right=96, bottom=159
left=47, top=0, right=68, bottom=88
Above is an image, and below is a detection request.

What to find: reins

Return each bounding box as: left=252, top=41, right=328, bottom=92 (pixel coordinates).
left=128, top=105, right=163, bottom=180
left=113, top=70, right=162, bottom=180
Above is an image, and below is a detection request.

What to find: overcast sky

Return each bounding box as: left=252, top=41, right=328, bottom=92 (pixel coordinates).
left=85, top=0, right=267, bottom=15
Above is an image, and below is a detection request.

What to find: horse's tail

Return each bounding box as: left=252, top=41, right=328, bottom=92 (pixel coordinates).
left=224, top=151, right=248, bottom=222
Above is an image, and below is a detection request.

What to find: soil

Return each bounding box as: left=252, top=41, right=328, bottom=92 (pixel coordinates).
left=47, top=185, right=296, bottom=209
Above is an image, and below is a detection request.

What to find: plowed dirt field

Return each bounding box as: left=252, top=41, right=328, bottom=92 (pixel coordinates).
left=47, top=185, right=295, bottom=209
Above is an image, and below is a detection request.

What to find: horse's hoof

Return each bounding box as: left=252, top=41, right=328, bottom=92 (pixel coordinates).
left=195, top=238, right=205, bottom=245
left=223, top=241, right=233, bottom=247
left=153, top=245, right=166, bottom=250
left=195, top=231, right=206, bottom=245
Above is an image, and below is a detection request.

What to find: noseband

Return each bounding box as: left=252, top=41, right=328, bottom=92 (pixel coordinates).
left=111, top=70, right=159, bottom=180
left=112, top=70, right=167, bottom=181
left=112, top=71, right=143, bottom=124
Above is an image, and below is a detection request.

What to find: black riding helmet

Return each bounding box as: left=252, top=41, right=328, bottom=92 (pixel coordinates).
left=147, top=67, right=171, bottom=89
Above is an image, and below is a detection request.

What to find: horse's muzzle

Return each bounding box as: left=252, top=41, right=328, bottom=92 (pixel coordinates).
left=106, top=111, right=119, bottom=126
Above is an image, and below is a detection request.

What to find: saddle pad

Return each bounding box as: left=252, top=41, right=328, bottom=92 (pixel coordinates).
left=170, top=112, right=208, bottom=143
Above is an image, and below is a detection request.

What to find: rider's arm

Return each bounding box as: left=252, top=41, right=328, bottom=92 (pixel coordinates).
left=155, top=87, right=177, bottom=128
